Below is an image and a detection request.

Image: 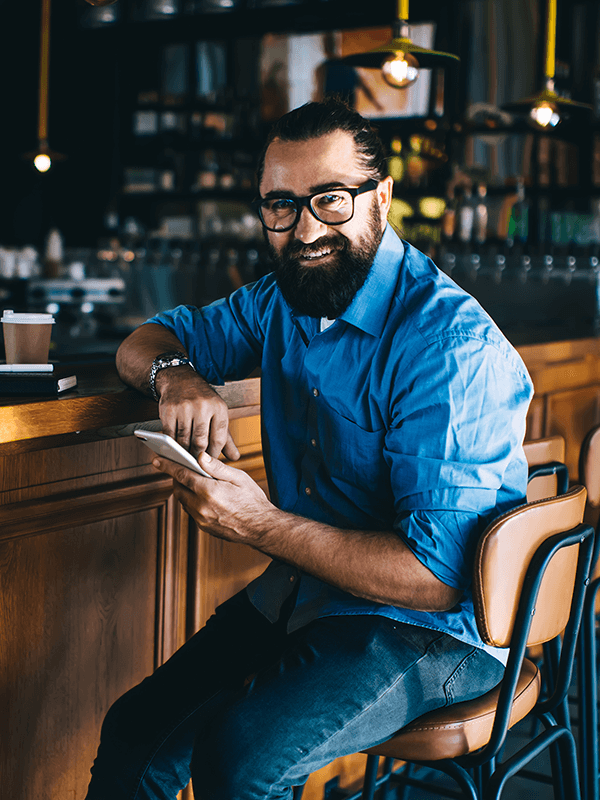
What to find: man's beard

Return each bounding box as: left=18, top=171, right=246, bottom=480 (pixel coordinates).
left=267, top=202, right=383, bottom=319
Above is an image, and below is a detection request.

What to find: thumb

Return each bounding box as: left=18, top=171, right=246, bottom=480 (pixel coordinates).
left=198, top=451, right=241, bottom=483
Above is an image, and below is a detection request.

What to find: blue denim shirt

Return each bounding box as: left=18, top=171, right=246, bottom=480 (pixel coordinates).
left=147, top=226, right=533, bottom=662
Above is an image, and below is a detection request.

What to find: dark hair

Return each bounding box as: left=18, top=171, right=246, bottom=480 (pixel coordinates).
left=256, top=97, right=388, bottom=188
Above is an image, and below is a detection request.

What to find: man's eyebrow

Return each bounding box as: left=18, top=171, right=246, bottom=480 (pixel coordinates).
left=261, top=181, right=352, bottom=200
left=308, top=181, right=351, bottom=194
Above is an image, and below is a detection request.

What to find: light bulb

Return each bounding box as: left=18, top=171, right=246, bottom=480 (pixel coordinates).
left=381, top=51, right=419, bottom=88
left=529, top=101, right=560, bottom=129
left=34, top=153, right=52, bottom=172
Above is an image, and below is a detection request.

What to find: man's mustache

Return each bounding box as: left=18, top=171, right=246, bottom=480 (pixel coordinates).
left=283, top=235, right=346, bottom=259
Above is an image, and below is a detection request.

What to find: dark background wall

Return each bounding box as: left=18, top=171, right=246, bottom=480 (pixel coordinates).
left=0, top=0, right=118, bottom=249
left=0, top=0, right=596, bottom=253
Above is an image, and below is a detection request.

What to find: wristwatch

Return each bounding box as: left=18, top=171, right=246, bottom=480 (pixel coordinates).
left=148, top=351, right=196, bottom=401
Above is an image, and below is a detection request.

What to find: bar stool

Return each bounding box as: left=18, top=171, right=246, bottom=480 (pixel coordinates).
left=297, top=487, right=593, bottom=800
left=577, top=425, right=600, bottom=800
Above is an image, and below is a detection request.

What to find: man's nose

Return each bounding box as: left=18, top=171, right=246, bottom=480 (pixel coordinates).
left=294, top=206, right=328, bottom=243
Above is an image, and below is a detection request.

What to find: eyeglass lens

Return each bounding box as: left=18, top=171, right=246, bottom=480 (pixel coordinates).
left=260, top=190, right=355, bottom=231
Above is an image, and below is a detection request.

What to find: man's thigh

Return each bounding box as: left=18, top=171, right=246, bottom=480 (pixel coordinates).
left=191, top=615, right=505, bottom=800
left=85, top=589, right=293, bottom=799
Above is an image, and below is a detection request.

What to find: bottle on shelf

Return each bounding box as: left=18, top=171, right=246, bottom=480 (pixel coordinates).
left=474, top=183, right=488, bottom=247
left=441, top=187, right=457, bottom=245
left=511, top=179, right=529, bottom=246
left=44, top=228, right=64, bottom=279
left=457, top=185, right=474, bottom=248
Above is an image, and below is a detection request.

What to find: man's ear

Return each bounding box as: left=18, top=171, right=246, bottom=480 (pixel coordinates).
left=377, top=175, right=394, bottom=230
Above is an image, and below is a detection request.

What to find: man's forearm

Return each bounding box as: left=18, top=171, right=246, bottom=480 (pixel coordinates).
left=179, top=451, right=463, bottom=613
left=115, top=323, right=188, bottom=395
left=252, top=509, right=462, bottom=612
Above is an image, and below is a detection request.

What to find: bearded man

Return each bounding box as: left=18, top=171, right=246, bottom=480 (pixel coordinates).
left=85, top=98, right=533, bottom=800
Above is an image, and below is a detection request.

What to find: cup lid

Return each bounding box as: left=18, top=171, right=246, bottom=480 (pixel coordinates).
left=1, top=309, right=55, bottom=324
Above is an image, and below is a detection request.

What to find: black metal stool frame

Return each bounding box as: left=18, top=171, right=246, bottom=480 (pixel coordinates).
left=356, top=521, right=595, bottom=800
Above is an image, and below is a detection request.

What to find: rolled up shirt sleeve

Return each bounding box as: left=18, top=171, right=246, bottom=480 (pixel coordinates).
left=385, top=333, right=533, bottom=590
left=145, top=277, right=278, bottom=383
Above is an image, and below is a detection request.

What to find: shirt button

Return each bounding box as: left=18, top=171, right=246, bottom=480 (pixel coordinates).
left=312, top=387, right=319, bottom=397
left=289, top=575, right=295, bottom=583
left=304, top=486, right=312, bottom=496
left=310, top=438, right=317, bottom=448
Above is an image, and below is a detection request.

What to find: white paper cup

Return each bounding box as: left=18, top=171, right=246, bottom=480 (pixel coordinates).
left=2, top=310, right=55, bottom=364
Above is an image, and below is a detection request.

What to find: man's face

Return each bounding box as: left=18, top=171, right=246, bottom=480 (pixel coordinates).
left=259, top=131, right=393, bottom=318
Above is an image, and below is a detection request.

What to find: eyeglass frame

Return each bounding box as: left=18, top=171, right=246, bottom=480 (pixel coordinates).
left=253, top=178, right=379, bottom=233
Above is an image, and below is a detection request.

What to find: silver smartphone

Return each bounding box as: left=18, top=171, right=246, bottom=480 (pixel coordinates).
left=134, top=429, right=213, bottom=478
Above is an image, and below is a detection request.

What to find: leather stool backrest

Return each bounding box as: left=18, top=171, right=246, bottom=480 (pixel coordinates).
left=473, top=486, right=587, bottom=648
left=580, top=425, right=600, bottom=509
left=579, top=424, right=600, bottom=594
left=524, top=435, right=566, bottom=502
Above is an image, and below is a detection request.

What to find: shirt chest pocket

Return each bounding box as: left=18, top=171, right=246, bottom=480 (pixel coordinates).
left=316, top=406, right=391, bottom=501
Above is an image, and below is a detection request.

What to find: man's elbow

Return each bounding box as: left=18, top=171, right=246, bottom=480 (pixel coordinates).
left=406, top=581, right=462, bottom=613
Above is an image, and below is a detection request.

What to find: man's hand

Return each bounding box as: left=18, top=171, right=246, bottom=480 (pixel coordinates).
left=115, top=323, right=240, bottom=461
left=151, top=451, right=273, bottom=546
left=155, top=368, right=240, bottom=461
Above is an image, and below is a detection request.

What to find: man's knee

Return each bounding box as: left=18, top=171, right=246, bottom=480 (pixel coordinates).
left=191, top=711, right=295, bottom=800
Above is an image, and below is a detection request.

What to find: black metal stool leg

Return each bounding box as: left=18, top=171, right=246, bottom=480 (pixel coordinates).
left=392, top=761, right=413, bottom=800
left=581, top=577, right=600, bottom=800
left=361, top=754, right=380, bottom=800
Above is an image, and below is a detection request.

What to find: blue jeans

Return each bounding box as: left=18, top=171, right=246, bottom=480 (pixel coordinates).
left=85, top=589, right=504, bottom=800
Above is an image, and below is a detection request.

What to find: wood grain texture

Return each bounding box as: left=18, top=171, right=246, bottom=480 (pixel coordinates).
left=519, top=338, right=600, bottom=483
left=0, top=506, right=162, bottom=798
left=0, top=437, right=190, bottom=800
left=0, top=473, right=173, bottom=542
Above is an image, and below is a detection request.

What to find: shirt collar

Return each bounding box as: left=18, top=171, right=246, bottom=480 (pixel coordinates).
left=338, top=224, right=404, bottom=338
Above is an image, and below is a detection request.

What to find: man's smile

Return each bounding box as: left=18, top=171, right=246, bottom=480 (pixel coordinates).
left=297, top=247, right=339, bottom=262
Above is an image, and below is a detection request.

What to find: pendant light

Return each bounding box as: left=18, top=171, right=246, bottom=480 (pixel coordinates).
left=24, top=0, right=65, bottom=172
left=341, top=0, right=459, bottom=89
left=503, top=0, right=590, bottom=129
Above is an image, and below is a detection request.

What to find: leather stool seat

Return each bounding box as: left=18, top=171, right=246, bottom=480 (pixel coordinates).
left=364, top=659, right=540, bottom=762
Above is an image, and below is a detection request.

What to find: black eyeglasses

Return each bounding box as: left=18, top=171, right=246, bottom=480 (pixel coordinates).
left=254, top=179, right=379, bottom=232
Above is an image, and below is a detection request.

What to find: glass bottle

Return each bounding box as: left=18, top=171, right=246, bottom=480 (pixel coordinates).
left=474, top=183, right=488, bottom=246
left=457, top=185, right=475, bottom=247
left=510, top=178, right=529, bottom=247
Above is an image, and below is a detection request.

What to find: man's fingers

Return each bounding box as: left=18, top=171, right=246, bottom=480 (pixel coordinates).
left=189, top=419, right=211, bottom=457
left=158, top=391, right=237, bottom=461
left=174, top=421, right=193, bottom=450
left=205, top=416, right=233, bottom=459
left=223, top=432, right=241, bottom=462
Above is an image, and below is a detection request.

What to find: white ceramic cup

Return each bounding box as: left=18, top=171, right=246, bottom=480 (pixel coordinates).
left=1, top=310, right=55, bottom=364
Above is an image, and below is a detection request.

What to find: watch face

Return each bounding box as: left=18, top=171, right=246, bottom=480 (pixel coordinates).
left=158, top=352, right=188, bottom=368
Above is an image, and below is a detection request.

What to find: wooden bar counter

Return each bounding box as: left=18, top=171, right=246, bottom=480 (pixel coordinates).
left=3, top=336, right=600, bottom=800
left=0, top=365, right=269, bottom=800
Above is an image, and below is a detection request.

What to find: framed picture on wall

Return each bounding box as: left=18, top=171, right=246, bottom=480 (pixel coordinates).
left=340, top=24, right=435, bottom=118
left=259, top=24, right=436, bottom=121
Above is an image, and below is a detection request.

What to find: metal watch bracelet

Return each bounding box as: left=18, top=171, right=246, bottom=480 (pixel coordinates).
left=148, top=352, right=196, bottom=401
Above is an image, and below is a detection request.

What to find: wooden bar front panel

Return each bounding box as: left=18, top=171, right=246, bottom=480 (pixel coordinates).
left=0, top=438, right=188, bottom=800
